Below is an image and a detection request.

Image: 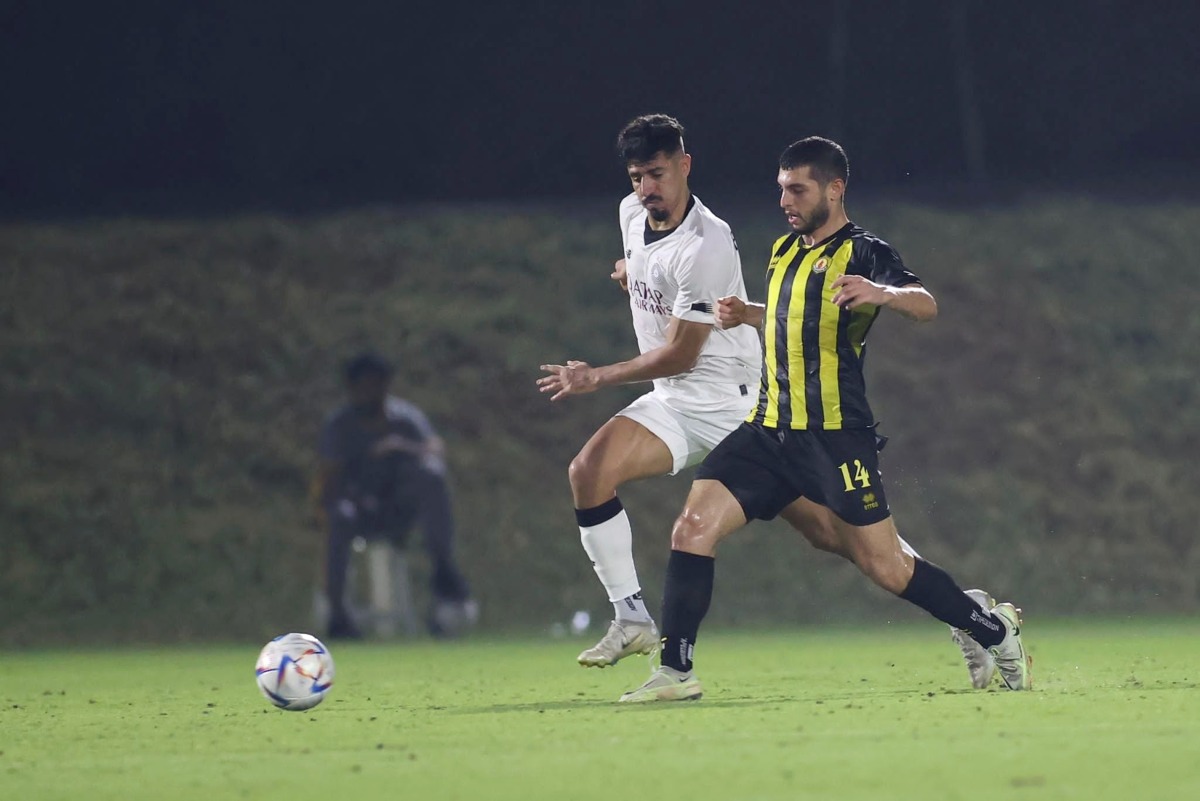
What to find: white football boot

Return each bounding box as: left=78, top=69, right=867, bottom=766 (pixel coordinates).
left=950, top=589, right=997, bottom=689
left=618, top=665, right=703, bottom=703
left=988, top=602, right=1033, bottom=690
left=577, top=619, right=660, bottom=668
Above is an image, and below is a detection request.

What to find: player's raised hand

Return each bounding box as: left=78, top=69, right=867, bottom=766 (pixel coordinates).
left=830, top=275, right=887, bottom=310
left=537, top=360, right=600, bottom=401
left=611, top=258, right=629, bottom=292
left=715, top=295, right=748, bottom=329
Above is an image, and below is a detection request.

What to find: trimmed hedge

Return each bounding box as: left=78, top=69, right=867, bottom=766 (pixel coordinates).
left=2, top=199, right=1196, bottom=644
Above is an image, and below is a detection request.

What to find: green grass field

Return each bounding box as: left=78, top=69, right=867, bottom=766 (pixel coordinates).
left=2, top=619, right=1197, bottom=800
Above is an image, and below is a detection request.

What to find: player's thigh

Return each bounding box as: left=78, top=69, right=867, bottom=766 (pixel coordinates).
left=572, top=413, right=675, bottom=487
left=780, top=496, right=845, bottom=555
left=695, top=423, right=800, bottom=522
left=672, top=479, right=749, bottom=556
left=605, top=389, right=704, bottom=477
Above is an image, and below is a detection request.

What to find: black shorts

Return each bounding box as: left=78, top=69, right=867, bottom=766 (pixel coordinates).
left=695, top=423, right=890, bottom=526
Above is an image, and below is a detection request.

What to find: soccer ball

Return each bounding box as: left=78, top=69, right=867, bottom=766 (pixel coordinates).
left=255, top=632, right=335, bottom=711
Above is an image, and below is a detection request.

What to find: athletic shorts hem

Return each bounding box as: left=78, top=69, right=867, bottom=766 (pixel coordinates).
left=695, top=423, right=892, bottom=526
left=615, top=387, right=754, bottom=475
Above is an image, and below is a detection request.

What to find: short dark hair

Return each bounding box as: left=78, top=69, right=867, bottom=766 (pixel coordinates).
left=779, top=136, right=849, bottom=185
left=344, top=350, right=392, bottom=384
left=616, top=114, right=685, bottom=164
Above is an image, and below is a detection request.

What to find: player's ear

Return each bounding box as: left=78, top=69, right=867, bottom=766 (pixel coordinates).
left=679, top=152, right=692, bottom=179
left=827, top=178, right=845, bottom=203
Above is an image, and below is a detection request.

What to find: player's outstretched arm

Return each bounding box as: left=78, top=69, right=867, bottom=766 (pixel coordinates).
left=830, top=276, right=937, bottom=322
left=537, top=317, right=710, bottom=401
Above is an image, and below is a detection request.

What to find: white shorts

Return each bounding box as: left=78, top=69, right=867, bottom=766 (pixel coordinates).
left=615, top=379, right=755, bottom=475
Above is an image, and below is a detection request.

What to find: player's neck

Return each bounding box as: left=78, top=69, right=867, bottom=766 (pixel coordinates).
left=804, top=208, right=850, bottom=246
left=647, top=191, right=692, bottom=232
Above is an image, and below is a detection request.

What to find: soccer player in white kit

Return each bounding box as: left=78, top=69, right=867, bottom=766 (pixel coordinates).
left=538, top=114, right=776, bottom=667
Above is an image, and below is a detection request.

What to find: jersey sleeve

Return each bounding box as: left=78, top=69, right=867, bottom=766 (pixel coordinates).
left=670, top=235, right=735, bottom=324
left=863, top=238, right=921, bottom=287
left=617, top=193, right=641, bottom=256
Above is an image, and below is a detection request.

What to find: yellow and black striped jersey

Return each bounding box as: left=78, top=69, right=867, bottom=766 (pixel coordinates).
left=748, top=222, right=921, bottom=430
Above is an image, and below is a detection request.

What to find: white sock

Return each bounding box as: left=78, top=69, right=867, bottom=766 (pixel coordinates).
left=613, top=592, right=652, bottom=623
left=577, top=504, right=643, bottom=612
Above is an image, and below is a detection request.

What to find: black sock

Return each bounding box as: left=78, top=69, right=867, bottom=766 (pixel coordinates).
left=899, top=558, right=1005, bottom=648
left=660, top=550, right=715, bottom=672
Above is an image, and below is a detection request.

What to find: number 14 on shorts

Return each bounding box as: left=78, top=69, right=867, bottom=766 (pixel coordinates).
left=837, top=460, right=872, bottom=492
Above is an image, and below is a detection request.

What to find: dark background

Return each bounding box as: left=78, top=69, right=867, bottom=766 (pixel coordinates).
left=4, top=0, right=1199, bottom=218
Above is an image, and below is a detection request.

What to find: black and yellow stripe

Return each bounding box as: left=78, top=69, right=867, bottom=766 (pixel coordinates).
left=750, top=227, right=883, bottom=430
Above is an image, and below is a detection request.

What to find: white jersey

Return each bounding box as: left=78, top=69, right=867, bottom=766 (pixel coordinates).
left=619, top=192, right=760, bottom=393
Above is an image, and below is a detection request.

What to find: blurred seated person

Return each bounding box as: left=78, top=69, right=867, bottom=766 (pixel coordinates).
left=313, top=350, right=476, bottom=638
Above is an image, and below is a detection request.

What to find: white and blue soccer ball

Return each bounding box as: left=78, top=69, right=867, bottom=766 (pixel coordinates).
left=255, top=633, right=335, bottom=711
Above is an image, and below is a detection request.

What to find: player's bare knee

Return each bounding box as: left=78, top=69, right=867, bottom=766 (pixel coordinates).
left=567, top=451, right=593, bottom=491
left=569, top=451, right=610, bottom=496
left=670, top=508, right=714, bottom=554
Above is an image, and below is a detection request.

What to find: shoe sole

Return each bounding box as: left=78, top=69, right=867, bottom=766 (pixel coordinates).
left=618, top=682, right=703, bottom=703
left=577, top=636, right=659, bottom=668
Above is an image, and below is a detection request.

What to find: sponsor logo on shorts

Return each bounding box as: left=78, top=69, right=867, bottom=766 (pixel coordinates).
left=862, top=491, right=879, bottom=511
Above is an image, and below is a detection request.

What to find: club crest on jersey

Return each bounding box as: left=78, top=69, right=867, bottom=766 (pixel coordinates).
left=812, top=257, right=829, bottom=274
left=649, top=261, right=665, bottom=283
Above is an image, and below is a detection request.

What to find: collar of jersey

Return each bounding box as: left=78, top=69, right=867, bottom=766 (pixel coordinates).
left=643, top=194, right=698, bottom=245
left=801, top=221, right=855, bottom=250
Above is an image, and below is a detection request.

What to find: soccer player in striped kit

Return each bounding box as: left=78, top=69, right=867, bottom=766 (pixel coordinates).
left=539, top=115, right=918, bottom=676
left=618, top=137, right=1031, bottom=702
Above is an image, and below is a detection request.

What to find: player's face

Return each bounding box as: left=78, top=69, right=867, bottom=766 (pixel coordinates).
left=627, top=151, right=691, bottom=223
left=778, top=166, right=835, bottom=235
